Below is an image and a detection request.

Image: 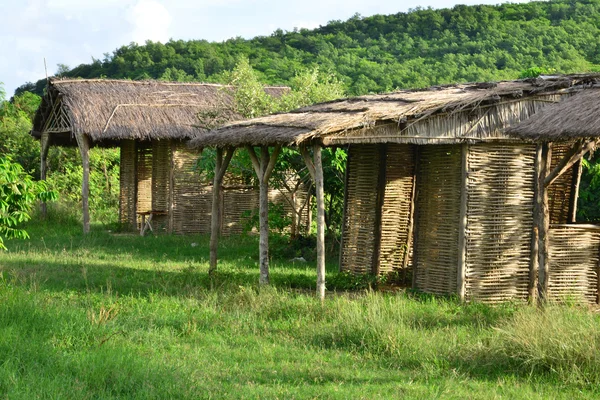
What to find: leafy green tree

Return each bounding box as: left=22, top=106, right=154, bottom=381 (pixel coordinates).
left=0, top=156, right=57, bottom=249
left=199, top=58, right=347, bottom=236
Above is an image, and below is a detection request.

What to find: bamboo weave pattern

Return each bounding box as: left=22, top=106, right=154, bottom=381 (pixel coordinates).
left=340, top=145, right=381, bottom=274
left=119, top=140, right=137, bottom=227
left=378, top=144, right=416, bottom=274
left=549, top=225, right=600, bottom=304
left=548, top=142, right=576, bottom=224
left=465, top=143, right=535, bottom=302
left=414, top=145, right=461, bottom=295
left=136, top=143, right=153, bottom=224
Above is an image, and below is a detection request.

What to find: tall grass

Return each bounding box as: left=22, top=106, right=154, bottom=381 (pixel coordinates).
left=0, top=213, right=599, bottom=398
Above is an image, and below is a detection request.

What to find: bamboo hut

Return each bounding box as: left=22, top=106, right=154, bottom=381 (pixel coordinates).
left=192, top=74, right=600, bottom=303
left=30, top=78, right=307, bottom=235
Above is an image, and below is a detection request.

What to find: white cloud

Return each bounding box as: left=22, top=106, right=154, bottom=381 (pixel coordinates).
left=127, top=0, right=173, bottom=44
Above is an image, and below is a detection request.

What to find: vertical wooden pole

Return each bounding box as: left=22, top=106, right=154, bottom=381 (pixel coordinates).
left=529, top=144, right=542, bottom=303
left=258, top=146, right=271, bottom=285
left=209, top=147, right=235, bottom=276
left=246, top=145, right=281, bottom=286
left=168, top=141, right=175, bottom=234
left=596, top=245, right=600, bottom=305
left=301, top=145, right=326, bottom=300
left=314, top=144, right=326, bottom=301
left=402, top=145, right=418, bottom=281
left=372, top=144, right=387, bottom=275
left=568, top=160, right=583, bottom=223
left=338, top=146, right=351, bottom=272
left=411, top=147, right=421, bottom=289
left=76, top=134, right=91, bottom=234
left=209, top=148, right=224, bottom=276
left=538, top=143, right=552, bottom=303
left=306, top=194, right=312, bottom=235
left=457, top=143, right=469, bottom=302
left=40, top=133, right=51, bottom=219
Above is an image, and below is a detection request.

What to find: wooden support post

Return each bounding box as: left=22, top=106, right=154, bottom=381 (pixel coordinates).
left=75, top=134, right=91, bottom=234
left=569, top=160, right=583, bottom=223
left=306, top=194, right=312, bottom=235
left=246, top=145, right=281, bottom=285
left=538, top=143, right=552, bottom=303
left=40, top=133, right=51, bottom=219
left=209, top=147, right=235, bottom=276
left=301, top=145, right=326, bottom=300
left=596, top=244, right=600, bottom=305
left=529, top=144, right=542, bottom=303
left=402, top=146, right=418, bottom=281
left=314, top=144, right=326, bottom=301
left=457, top=143, right=468, bottom=302
left=339, top=146, right=351, bottom=272
left=372, top=145, right=387, bottom=275
left=168, top=141, right=175, bottom=234
left=411, top=147, right=421, bottom=289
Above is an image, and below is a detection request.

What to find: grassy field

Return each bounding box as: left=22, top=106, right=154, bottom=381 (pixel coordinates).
left=1, top=213, right=600, bottom=399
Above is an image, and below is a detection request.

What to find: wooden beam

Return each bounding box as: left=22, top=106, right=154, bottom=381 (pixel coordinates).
left=264, top=145, right=281, bottom=181
left=40, top=133, right=51, bottom=219
left=75, top=134, right=91, bottom=234
left=457, top=143, right=468, bottom=302
left=545, top=140, right=597, bottom=187
left=313, top=144, right=326, bottom=301
left=299, top=146, right=316, bottom=181
left=245, top=146, right=261, bottom=176
left=209, top=147, right=235, bottom=276
left=538, top=143, right=552, bottom=303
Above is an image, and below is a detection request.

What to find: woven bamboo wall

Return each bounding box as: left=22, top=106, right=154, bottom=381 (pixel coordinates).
left=549, top=225, right=600, bottom=303
left=151, top=140, right=171, bottom=232
left=378, top=144, right=416, bottom=274
left=465, top=143, right=536, bottom=303
left=340, top=145, right=381, bottom=274
left=414, top=145, right=462, bottom=295
left=548, top=142, right=576, bottom=224
left=222, top=188, right=258, bottom=235
left=136, top=142, right=153, bottom=224
left=119, top=140, right=137, bottom=229
left=171, top=143, right=212, bottom=234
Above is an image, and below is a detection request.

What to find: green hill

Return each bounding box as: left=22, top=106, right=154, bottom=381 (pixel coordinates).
left=18, top=1, right=600, bottom=96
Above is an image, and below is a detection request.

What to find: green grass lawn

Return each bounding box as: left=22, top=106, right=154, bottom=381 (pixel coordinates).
left=1, top=216, right=600, bottom=399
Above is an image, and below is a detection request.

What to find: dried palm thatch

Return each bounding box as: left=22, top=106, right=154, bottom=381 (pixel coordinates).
left=31, top=78, right=288, bottom=145
left=189, top=74, right=600, bottom=148
left=508, top=88, right=600, bottom=141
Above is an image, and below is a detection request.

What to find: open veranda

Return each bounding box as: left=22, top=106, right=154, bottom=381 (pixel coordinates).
left=1, top=208, right=600, bottom=399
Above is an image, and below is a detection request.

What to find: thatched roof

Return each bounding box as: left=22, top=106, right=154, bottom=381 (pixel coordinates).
left=189, top=74, right=600, bottom=148
left=31, top=78, right=288, bottom=146
left=508, top=88, right=600, bottom=141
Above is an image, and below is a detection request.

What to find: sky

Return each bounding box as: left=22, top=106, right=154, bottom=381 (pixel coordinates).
left=1, top=0, right=532, bottom=97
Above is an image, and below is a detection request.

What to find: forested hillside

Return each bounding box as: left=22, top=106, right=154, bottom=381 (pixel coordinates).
left=16, top=0, right=600, bottom=96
